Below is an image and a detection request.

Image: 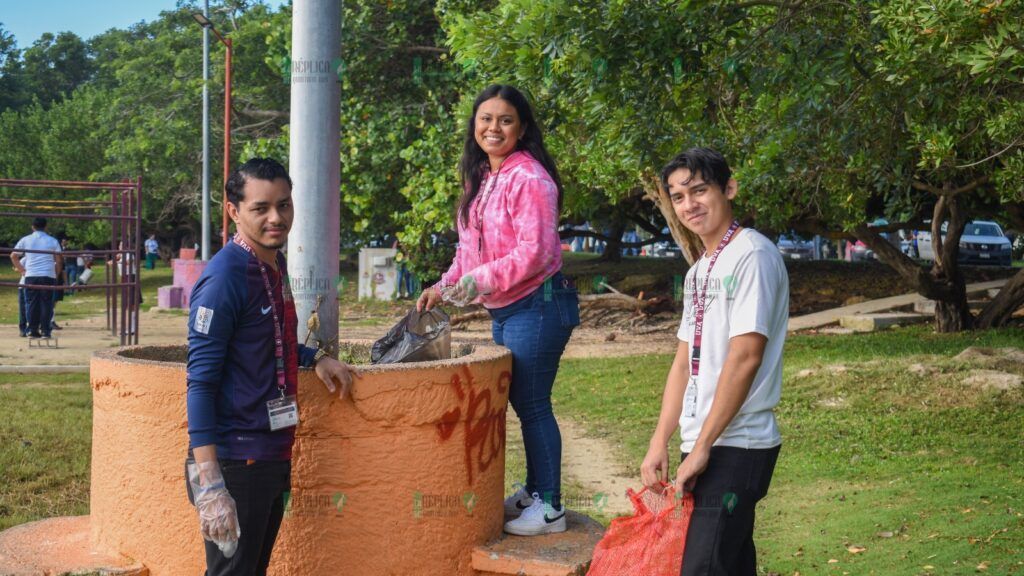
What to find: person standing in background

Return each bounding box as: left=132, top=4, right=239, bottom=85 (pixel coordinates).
left=10, top=217, right=62, bottom=338
left=145, top=234, right=160, bottom=269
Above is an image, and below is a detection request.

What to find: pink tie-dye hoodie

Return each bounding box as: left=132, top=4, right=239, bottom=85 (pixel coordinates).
left=436, top=150, right=563, bottom=309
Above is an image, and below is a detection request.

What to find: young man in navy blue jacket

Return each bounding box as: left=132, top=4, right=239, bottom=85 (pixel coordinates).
left=186, top=158, right=359, bottom=575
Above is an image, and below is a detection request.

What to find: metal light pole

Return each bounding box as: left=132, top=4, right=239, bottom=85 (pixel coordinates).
left=192, top=11, right=233, bottom=249
left=288, top=0, right=341, bottom=353
left=200, top=0, right=211, bottom=261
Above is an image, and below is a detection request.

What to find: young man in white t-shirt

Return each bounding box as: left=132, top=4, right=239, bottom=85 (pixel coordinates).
left=640, top=148, right=788, bottom=575
left=11, top=217, right=63, bottom=339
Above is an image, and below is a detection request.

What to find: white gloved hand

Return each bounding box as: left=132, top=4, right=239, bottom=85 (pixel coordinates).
left=188, top=460, right=241, bottom=558
left=440, top=275, right=478, bottom=306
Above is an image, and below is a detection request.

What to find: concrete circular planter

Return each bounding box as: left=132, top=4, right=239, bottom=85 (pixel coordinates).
left=88, top=341, right=511, bottom=575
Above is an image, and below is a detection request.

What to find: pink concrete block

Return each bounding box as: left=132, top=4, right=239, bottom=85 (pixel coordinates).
left=172, top=259, right=208, bottom=309
left=157, top=285, right=183, bottom=309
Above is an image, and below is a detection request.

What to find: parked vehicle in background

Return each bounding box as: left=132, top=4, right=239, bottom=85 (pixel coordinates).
left=916, top=220, right=1012, bottom=266
left=776, top=233, right=816, bottom=260
left=647, top=239, right=682, bottom=258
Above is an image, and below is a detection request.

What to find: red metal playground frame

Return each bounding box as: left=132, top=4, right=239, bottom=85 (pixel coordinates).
left=0, top=178, right=142, bottom=346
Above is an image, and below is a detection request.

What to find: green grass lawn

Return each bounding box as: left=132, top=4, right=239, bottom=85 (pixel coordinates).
left=3, top=326, right=1022, bottom=574
left=0, top=260, right=406, bottom=328
left=0, top=373, right=92, bottom=531
left=0, top=264, right=172, bottom=325
left=553, top=325, right=1024, bottom=575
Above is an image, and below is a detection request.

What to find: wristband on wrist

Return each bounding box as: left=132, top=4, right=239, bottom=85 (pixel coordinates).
left=313, top=348, right=328, bottom=364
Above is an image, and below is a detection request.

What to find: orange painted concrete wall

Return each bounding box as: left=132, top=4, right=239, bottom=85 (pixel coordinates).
left=89, top=343, right=512, bottom=576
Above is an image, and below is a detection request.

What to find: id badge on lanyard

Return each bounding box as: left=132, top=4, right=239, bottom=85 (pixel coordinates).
left=684, top=221, right=741, bottom=420
left=268, top=393, right=299, bottom=431
left=683, top=377, right=699, bottom=419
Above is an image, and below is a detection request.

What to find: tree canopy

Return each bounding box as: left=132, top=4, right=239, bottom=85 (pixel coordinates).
left=1, top=0, right=1022, bottom=329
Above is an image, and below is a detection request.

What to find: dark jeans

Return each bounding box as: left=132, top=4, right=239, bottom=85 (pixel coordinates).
left=18, top=286, right=27, bottom=335
left=185, top=459, right=292, bottom=576
left=397, top=264, right=414, bottom=297
left=489, top=273, right=579, bottom=508
left=680, top=445, right=781, bottom=576
left=24, top=277, right=55, bottom=337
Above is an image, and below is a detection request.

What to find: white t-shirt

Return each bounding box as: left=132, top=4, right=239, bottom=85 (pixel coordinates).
left=13, top=231, right=62, bottom=278
left=676, top=228, right=789, bottom=452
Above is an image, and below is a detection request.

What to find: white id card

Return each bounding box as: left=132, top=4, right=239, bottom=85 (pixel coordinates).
left=683, top=378, right=698, bottom=419
left=267, top=394, right=299, bottom=431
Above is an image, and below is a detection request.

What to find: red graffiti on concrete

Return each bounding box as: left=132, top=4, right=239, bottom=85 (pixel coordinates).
left=435, top=366, right=510, bottom=485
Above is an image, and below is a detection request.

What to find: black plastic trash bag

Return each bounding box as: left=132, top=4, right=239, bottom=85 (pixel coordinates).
left=371, top=308, right=452, bottom=364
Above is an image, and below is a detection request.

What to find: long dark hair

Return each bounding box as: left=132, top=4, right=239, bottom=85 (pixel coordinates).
left=457, top=85, right=563, bottom=227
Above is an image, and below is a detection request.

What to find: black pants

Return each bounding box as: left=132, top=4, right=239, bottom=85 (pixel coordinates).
left=185, top=459, right=292, bottom=576
left=680, top=445, right=781, bottom=576
left=24, top=277, right=55, bottom=337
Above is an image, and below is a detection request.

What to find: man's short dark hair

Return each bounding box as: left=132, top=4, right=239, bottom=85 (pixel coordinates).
left=32, top=217, right=47, bottom=229
left=660, top=147, right=732, bottom=193
left=225, top=158, right=293, bottom=206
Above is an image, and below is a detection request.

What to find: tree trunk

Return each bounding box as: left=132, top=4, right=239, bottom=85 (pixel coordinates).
left=642, top=169, right=703, bottom=264
left=599, top=220, right=625, bottom=262
left=975, top=267, right=1024, bottom=328
left=930, top=193, right=974, bottom=332
left=852, top=190, right=974, bottom=333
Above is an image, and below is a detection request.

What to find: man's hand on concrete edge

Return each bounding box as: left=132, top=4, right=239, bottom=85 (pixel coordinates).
left=314, top=356, right=362, bottom=400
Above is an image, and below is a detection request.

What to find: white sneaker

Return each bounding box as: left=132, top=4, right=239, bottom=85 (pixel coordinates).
left=503, top=492, right=566, bottom=536
left=503, top=485, right=534, bottom=517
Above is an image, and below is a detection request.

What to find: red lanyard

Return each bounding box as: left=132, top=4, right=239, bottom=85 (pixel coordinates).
left=233, top=234, right=288, bottom=397
left=690, top=221, right=741, bottom=379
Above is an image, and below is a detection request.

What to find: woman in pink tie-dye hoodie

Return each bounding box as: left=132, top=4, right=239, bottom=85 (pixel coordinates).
left=418, top=85, right=580, bottom=536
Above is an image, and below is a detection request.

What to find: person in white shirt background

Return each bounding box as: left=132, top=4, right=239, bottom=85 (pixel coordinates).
left=640, top=147, right=789, bottom=576
left=10, top=217, right=63, bottom=338
left=145, top=233, right=160, bottom=269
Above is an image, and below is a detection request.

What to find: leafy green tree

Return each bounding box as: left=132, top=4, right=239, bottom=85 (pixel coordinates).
left=20, top=32, right=94, bottom=107
left=715, top=0, right=1024, bottom=331
left=0, top=23, right=24, bottom=110
left=440, top=0, right=713, bottom=263
left=246, top=0, right=466, bottom=278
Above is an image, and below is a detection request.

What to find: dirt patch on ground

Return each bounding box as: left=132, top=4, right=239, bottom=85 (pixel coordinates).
left=953, top=347, right=1024, bottom=370
left=963, top=370, right=1023, bottom=392
left=506, top=410, right=636, bottom=517
left=0, top=306, right=679, bottom=368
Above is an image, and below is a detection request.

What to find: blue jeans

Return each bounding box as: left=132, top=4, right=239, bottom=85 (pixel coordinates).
left=18, top=287, right=27, bottom=335
left=489, top=273, right=579, bottom=508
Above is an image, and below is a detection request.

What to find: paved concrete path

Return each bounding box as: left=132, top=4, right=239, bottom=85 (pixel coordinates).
left=787, top=278, right=1010, bottom=332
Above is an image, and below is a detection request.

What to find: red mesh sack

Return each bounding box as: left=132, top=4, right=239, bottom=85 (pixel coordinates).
left=587, top=484, right=694, bottom=576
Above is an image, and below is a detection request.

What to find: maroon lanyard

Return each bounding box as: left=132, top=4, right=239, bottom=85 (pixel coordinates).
left=690, top=221, right=741, bottom=379
left=233, top=234, right=287, bottom=397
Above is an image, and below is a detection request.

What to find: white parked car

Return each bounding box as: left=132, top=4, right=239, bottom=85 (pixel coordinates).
left=917, top=220, right=1012, bottom=267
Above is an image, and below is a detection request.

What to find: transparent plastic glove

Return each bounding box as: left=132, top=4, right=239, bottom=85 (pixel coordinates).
left=440, top=275, right=478, bottom=307
left=187, top=460, right=241, bottom=558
